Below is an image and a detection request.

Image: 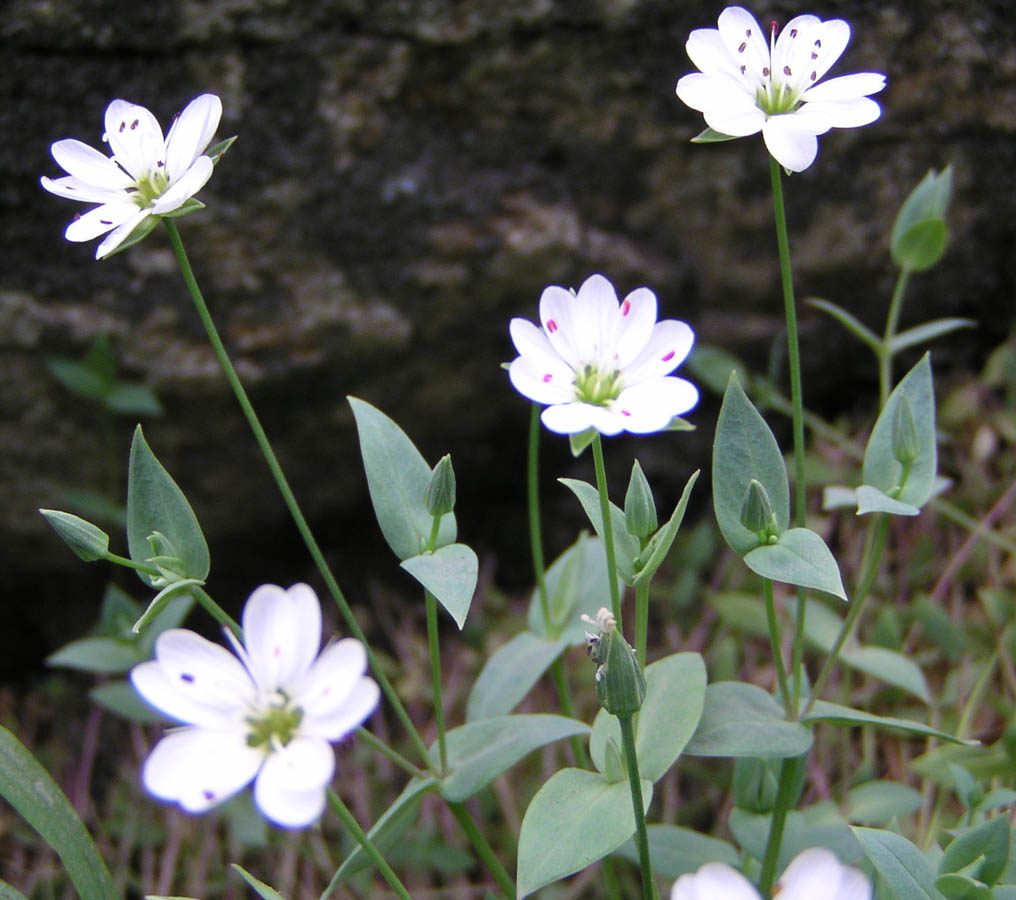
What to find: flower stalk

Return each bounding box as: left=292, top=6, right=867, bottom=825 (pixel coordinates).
left=618, top=714, right=657, bottom=900
left=592, top=436, right=623, bottom=627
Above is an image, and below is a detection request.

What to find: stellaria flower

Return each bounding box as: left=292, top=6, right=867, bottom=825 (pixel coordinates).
left=675, top=7, right=886, bottom=172
left=41, top=93, right=223, bottom=258
left=671, top=847, right=871, bottom=900
left=508, top=274, right=698, bottom=436
left=130, top=583, right=379, bottom=828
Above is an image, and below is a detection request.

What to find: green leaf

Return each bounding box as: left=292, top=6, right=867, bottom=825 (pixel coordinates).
left=231, top=865, right=286, bottom=900
left=861, top=353, right=937, bottom=513
left=614, top=824, right=739, bottom=880
left=39, top=509, right=110, bottom=562
left=437, top=714, right=590, bottom=802
left=804, top=700, right=972, bottom=744
left=691, top=127, right=738, bottom=143
left=0, top=879, right=30, bottom=900
left=0, top=727, right=120, bottom=900
left=569, top=428, right=597, bottom=457
left=712, top=374, right=789, bottom=556
left=466, top=631, right=565, bottom=721
left=712, top=591, right=770, bottom=638
left=90, top=680, right=169, bottom=723
left=744, top=527, right=846, bottom=600
left=808, top=298, right=882, bottom=353
left=590, top=652, right=706, bottom=782
left=935, top=873, right=992, bottom=900
left=348, top=397, right=456, bottom=560
left=890, top=319, right=976, bottom=355
left=633, top=470, right=700, bottom=586
left=105, top=382, right=164, bottom=416
left=856, top=485, right=920, bottom=516
left=207, top=134, right=238, bottom=161
left=894, top=220, right=948, bottom=272
left=47, top=637, right=140, bottom=674
left=517, top=768, right=653, bottom=898
left=559, top=478, right=640, bottom=585
left=133, top=579, right=205, bottom=634
left=730, top=804, right=863, bottom=871
left=328, top=778, right=438, bottom=883
left=854, top=827, right=947, bottom=900
left=891, top=167, right=952, bottom=271
left=126, top=426, right=210, bottom=587
left=940, top=817, right=1010, bottom=886
left=846, top=780, right=925, bottom=825
left=684, top=682, right=812, bottom=758
left=45, top=358, right=110, bottom=401
left=400, top=543, right=478, bottom=629
left=684, top=344, right=752, bottom=396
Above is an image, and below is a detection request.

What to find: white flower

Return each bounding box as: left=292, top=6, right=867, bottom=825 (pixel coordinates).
left=130, top=583, right=380, bottom=828
left=41, top=93, right=222, bottom=258
left=671, top=847, right=871, bottom=900
left=675, top=6, right=886, bottom=172
left=508, top=274, right=698, bottom=436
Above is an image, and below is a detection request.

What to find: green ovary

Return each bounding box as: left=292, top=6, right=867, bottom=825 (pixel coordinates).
left=573, top=364, right=622, bottom=406
left=131, top=168, right=170, bottom=207
left=246, top=697, right=303, bottom=750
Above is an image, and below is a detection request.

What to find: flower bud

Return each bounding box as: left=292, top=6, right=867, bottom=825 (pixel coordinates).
left=582, top=608, right=646, bottom=718
left=146, top=531, right=188, bottom=587
left=740, top=479, right=779, bottom=541
left=891, top=394, right=920, bottom=467
left=39, top=509, right=110, bottom=562
left=424, top=454, right=456, bottom=518
left=624, top=460, right=657, bottom=539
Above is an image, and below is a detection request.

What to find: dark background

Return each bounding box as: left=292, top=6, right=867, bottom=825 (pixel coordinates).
left=2, top=0, right=1013, bottom=682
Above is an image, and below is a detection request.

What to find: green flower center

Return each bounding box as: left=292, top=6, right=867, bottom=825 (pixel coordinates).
left=130, top=165, right=170, bottom=207
left=246, top=692, right=303, bottom=750
left=756, top=81, right=803, bottom=117
left=573, top=364, right=622, bottom=406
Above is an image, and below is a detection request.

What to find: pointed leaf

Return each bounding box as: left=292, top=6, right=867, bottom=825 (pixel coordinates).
left=0, top=880, right=29, bottom=900
left=853, top=827, right=947, bottom=900
left=590, top=652, right=706, bottom=782
left=438, top=715, right=590, bottom=802
left=614, top=824, right=739, bottom=879
left=730, top=805, right=863, bottom=872
left=47, top=637, right=140, bottom=674
left=517, top=768, right=652, bottom=898
left=846, top=780, right=924, bottom=825
left=105, top=382, right=164, bottom=416
left=400, top=543, right=477, bottom=629
left=940, top=817, right=1009, bottom=886
left=856, top=485, right=920, bottom=516
left=744, top=527, right=846, bottom=599
left=894, top=220, right=948, bottom=272
left=712, top=374, right=789, bottom=556
left=91, top=680, right=169, bottom=724
left=466, top=632, right=565, bottom=721
left=568, top=428, right=597, bottom=457
left=684, top=682, right=812, bottom=758
left=691, top=127, right=738, bottom=143
left=559, top=478, right=639, bottom=585
left=803, top=701, right=972, bottom=744
left=0, top=727, right=120, bottom=900
left=633, top=470, right=699, bottom=586
left=127, top=426, right=209, bottom=587
left=230, top=865, right=286, bottom=900
left=890, top=319, right=976, bottom=355
left=892, top=167, right=952, bottom=271
left=348, top=397, right=456, bottom=560
left=808, top=298, right=882, bottom=353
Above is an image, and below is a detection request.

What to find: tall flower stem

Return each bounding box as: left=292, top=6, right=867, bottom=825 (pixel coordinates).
left=591, top=435, right=623, bottom=627
left=763, top=579, right=792, bottom=716
left=448, top=802, right=517, bottom=899
left=758, top=754, right=805, bottom=897
left=325, top=788, right=414, bottom=900
left=879, top=267, right=912, bottom=406
left=618, top=715, right=657, bottom=900
left=162, top=220, right=435, bottom=775
left=192, top=586, right=243, bottom=641
left=424, top=589, right=448, bottom=773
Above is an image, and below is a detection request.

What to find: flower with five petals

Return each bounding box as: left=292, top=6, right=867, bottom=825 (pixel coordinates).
left=508, top=274, right=698, bottom=436
left=130, top=583, right=379, bottom=828
left=41, top=93, right=223, bottom=258
left=675, top=6, right=886, bottom=172
left=671, top=847, right=871, bottom=900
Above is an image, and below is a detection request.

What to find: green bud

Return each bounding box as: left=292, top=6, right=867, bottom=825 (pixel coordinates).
left=146, top=531, right=188, bottom=587
left=39, top=509, right=110, bottom=562
left=424, top=454, right=456, bottom=517
left=583, top=608, right=646, bottom=717
left=740, top=479, right=779, bottom=539
left=624, top=460, right=657, bottom=539
left=891, top=394, right=920, bottom=467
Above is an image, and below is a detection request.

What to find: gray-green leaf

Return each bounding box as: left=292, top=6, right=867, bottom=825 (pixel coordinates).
left=466, top=631, right=565, bottom=721
left=743, top=527, right=846, bottom=600
left=401, top=543, right=478, bottom=629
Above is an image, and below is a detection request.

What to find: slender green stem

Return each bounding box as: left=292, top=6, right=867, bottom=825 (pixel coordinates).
left=355, top=727, right=428, bottom=780
left=550, top=658, right=590, bottom=768
left=769, top=157, right=806, bottom=529
left=618, top=715, right=657, bottom=900
left=424, top=589, right=448, bottom=773
left=591, top=435, right=622, bottom=627
left=448, top=802, right=516, bottom=899
left=324, top=788, right=414, bottom=900
left=758, top=755, right=803, bottom=897
left=528, top=404, right=552, bottom=629
left=634, top=578, right=650, bottom=672
left=163, top=220, right=435, bottom=774
left=104, top=552, right=161, bottom=577
left=804, top=514, right=891, bottom=715
left=763, top=580, right=792, bottom=716
left=192, top=586, right=243, bottom=639
left=879, top=267, right=912, bottom=407
left=790, top=593, right=806, bottom=715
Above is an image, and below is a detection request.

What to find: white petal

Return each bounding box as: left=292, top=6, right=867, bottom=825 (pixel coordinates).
left=676, top=74, right=761, bottom=135
left=802, top=96, right=882, bottom=129
left=141, top=727, right=262, bottom=813
left=540, top=402, right=600, bottom=435
left=538, top=285, right=585, bottom=370
left=131, top=629, right=254, bottom=727
left=772, top=15, right=824, bottom=96
left=685, top=27, right=741, bottom=84
left=41, top=174, right=127, bottom=204
left=50, top=139, right=134, bottom=190
left=254, top=737, right=334, bottom=827
left=151, top=155, right=214, bottom=213
left=804, top=72, right=887, bottom=102
left=622, top=319, right=695, bottom=384
left=762, top=118, right=820, bottom=172
left=508, top=353, right=576, bottom=405
left=104, top=100, right=164, bottom=181
left=164, top=94, right=222, bottom=181
left=777, top=848, right=871, bottom=900
left=612, top=287, right=657, bottom=369
left=612, top=377, right=699, bottom=434
left=715, top=5, right=770, bottom=87
left=670, top=862, right=761, bottom=900
left=64, top=201, right=143, bottom=242
left=301, top=677, right=380, bottom=740
left=573, top=274, right=625, bottom=366
left=292, top=638, right=365, bottom=716
left=95, top=209, right=152, bottom=258
left=243, top=583, right=322, bottom=691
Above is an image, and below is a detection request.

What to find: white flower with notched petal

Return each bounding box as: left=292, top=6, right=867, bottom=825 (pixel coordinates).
left=671, top=847, right=871, bottom=900
left=130, top=583, right=379, bottom=828
left=508, top=274, right=698, bottom=436
left=41, top=93, right=223, bottom=258
left=675, top=6, right=886, bottom=172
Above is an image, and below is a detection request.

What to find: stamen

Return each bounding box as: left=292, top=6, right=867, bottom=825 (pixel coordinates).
left=661, top=350, right=675, bottom=362
left=542, top=373, right=553, bottom=383
left=100, top=219, right=113, bottom=225
left=738, top=41, right=747, bottom=53
left=203, top=790, right=215, bottom=801
left=790, top=28, right=798, bottom=38
left=810, top=71, right=817, bottom=81
left=763, top=67, right=770, bottom=76
left=118, top=122, right=126, bottom=133
left=621, top=410, right=631, bottom=417
left=547, top=319, right=558, bottom=333
left=180, top=673, right=195, bottom=683
left=620, top=299, right=631, bottom=316
left=740, top=65, right=747, bottom=74
left=784, top=65, right=792, bottom=76
left=130, top=119, right=139, bottom=130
